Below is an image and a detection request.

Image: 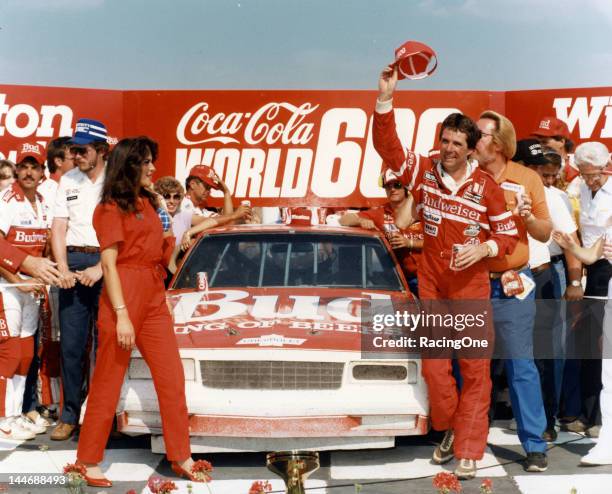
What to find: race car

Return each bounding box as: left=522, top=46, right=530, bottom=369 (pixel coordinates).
left=115, top=224, right=429, bottom=453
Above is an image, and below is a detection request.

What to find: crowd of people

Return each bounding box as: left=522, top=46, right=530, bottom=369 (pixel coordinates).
left=0, top=69, right=610, bottom=485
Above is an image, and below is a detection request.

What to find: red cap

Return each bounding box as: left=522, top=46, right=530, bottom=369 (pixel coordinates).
left=392, top=40, right=438, bottom=80
left=531, top=117, right=571, bottom=139
left=16, top=142, right=44, bottom=165
left=188, top=165, right=222, bottom=190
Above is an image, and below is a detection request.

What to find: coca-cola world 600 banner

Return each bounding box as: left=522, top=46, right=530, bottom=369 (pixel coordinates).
left=2, top=84, right=612, bottom=207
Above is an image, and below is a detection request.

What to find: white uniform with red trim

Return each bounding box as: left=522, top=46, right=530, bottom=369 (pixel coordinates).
left=0, top=184, right=49, bottom=337
left=0, top=183, right=50, bottom=420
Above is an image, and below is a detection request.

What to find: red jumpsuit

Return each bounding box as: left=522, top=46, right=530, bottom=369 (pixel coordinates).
left=373, top=108, right=519, bottom=460
left=77, top=199, right=190, bottom=464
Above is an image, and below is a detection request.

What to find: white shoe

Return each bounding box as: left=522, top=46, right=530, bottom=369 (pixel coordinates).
left=0, top=419, right=36, bottom=440
left=16, top=415, right=46, bottom=434
left=581, top=449, right=612, bottom=466
left=26, top=410, right=51, bottom=427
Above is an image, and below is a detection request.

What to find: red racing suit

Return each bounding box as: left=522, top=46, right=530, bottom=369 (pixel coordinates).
left=373, top=107, right=519, bottom=460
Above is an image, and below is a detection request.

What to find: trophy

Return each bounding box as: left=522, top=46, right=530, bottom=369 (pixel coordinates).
left=266, top=450, right=320, bottom=494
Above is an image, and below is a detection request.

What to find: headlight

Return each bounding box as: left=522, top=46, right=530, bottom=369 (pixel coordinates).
left=350, top=361, right=418, bottom=383
left=128, top=357, right=196, bottom=381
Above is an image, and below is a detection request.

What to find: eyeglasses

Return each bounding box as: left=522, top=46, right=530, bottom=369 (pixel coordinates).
left=163, top=193, right=182, bottom=200
left=580, top=172, right=603, bottom=182
left=383, top=181, right=403, bottom=190
left=69, top=146, right=89, bottom=156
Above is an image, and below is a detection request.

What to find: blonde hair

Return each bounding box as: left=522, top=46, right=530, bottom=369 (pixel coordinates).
left=480, top=110, right=517, bottom=160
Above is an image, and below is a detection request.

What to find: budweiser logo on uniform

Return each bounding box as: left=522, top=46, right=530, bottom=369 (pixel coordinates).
left=14, top=231, right=47, bottom=243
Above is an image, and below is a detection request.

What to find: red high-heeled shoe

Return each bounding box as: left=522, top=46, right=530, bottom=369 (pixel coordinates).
left=171, top=461, right=210, bottom=482
left=75, top=461, right=113, bottom=488
left=171, top=461, right=196, bottom=481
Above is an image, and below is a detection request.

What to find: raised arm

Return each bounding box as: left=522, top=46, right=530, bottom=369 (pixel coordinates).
left=373, top=66, right=415, bottom=175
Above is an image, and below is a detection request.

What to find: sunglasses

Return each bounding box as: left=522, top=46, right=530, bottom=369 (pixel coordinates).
left=383, top=181, right=403, bottom=190
left=163, top=193, right=182, bottom=200
left=69, top=146, right=89, bottom=156
left=0, top=173, right=15, bottom=180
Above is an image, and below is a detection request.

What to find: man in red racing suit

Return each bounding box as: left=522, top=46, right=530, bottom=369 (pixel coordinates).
left=372, top=66, right=519, bottom=479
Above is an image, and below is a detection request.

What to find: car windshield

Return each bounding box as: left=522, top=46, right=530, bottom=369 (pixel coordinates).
left=172, top=232, right=404, bottom=291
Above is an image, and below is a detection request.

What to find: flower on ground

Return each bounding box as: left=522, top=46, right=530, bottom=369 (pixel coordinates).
left=192, top=459, right=214, bottom=482
left=63, top=463, right=87, bottom=486
left=147, top=476, right=178, bottom=494
left=480, top=478, right=493, bottom=494
left=249, top=480, right=273, bottom=494
left=432, top=471, right=462, bottom=494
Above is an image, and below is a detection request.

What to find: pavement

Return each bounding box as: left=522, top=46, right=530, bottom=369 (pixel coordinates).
left=1, top=420, right=612, bottom=493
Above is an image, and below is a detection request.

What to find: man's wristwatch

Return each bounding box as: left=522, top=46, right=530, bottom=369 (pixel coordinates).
left=569, top=280, right=582, bottom=288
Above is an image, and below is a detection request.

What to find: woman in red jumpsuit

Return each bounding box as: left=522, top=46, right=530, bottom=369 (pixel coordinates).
left=76, top=137, right=200, bottom=487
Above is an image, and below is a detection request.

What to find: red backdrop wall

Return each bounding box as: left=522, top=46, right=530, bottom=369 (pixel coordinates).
left=1, top=84, right=610, bottom=206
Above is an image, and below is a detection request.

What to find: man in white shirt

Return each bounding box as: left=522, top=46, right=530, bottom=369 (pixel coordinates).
left=22, top=137, right=75, bottom=428
left=50, top=119, right=109, bottom=441
left=566, top=142, right=612, bottom=437
left=181, top=165, right=222, bottom=217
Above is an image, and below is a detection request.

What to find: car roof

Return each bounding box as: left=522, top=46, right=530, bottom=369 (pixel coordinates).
left=199, top=223, right=383, bottom=237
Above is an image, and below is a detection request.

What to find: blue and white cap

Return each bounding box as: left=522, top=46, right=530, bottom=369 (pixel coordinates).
left=69, top=118, right=108, bottom=145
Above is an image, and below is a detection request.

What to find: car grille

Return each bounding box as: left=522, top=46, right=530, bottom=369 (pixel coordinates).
left=200, top=361, right=344, bottom=390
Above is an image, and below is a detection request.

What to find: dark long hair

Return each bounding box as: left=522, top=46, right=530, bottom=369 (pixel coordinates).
left=101, top=136, right=159, bottom=213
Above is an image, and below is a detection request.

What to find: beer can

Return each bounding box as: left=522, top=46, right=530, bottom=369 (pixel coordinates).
left=197, top=272, right=209, bottom=292
left=383, top=223, right=399, bottom=240
left=515, top=191, right=524, bottom=210
left=501, top=270, right=524, bottom=297
left=281, top=207, right=291, bottom=225
left=316, top=207, right=327, bottom=225
left=241, top=200, right=251, bottom=207
left=449, top=243, right=465, bottom=271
